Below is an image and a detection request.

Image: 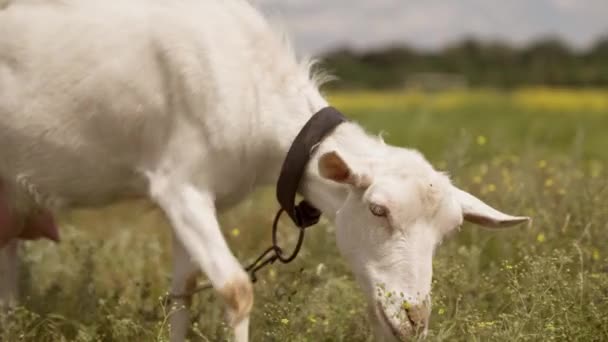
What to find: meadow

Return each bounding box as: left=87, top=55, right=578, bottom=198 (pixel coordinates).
left=1, top=88, right=607, bottom=341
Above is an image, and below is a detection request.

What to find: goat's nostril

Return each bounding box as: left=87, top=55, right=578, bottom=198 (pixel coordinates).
left=376, top=299, right=431, bottom=340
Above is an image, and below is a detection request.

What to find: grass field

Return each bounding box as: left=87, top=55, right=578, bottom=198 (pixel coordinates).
left=2, top=88, right=607, bottom=341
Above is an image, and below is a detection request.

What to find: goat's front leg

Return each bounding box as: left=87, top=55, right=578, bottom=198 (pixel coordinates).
left=148, top=178, right=252, bottom=342
left=0, top=240, right=19, bottom=309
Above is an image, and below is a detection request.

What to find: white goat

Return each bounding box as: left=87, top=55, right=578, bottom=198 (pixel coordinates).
left=0, top=1, right=529, bottom=341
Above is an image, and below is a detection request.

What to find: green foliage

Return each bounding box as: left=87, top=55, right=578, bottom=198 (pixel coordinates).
left=1, top=90, right=607, bottom=341
left=321, top=37, right=608, bottom=89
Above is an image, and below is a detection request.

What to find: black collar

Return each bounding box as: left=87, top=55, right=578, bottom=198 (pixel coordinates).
left=276, top=106, right=347, bottom=228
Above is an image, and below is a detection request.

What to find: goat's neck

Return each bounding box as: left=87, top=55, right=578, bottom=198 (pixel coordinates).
left=257, top=89, right=374, bottom=222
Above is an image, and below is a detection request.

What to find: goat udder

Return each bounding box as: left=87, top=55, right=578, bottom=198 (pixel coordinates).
left=0, top=181, right=15, bottom=245
left=0, top=182, right=60, bottom=245
left=18, top=210, right=60, bottom=243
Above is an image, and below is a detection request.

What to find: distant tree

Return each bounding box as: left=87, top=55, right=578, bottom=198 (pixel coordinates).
left=320, top=36, right=608, bottom=89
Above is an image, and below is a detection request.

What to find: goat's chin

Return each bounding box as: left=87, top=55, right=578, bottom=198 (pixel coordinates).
left=367, top=303, right=406, bottom=342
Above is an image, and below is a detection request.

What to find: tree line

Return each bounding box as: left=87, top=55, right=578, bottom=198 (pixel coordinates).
left=319, top=37, right=608, bottom=89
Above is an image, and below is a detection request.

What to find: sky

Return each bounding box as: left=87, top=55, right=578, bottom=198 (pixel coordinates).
left=254, top=0, right=608, bottom=55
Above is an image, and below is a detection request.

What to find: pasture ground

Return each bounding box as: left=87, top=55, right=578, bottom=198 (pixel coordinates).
left=2, top=88, right=607, bottom=341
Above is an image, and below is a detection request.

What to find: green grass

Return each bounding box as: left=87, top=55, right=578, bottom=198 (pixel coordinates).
left=2, top=89, right=607, bottom=341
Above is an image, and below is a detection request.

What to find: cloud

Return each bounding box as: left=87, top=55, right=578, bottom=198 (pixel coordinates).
left=253, top=0, right=608, bottom=54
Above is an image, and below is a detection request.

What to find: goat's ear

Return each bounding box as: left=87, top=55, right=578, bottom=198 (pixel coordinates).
left=452, top=186, right=530, bottom=228
left=318, top=151, right=371, bottom=188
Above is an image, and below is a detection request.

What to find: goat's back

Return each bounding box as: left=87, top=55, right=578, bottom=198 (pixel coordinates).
left=0, top=0, right=277, bottom=211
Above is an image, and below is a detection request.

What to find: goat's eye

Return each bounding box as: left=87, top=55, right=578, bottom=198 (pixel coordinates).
left=369, top=203, right=388, bottom=217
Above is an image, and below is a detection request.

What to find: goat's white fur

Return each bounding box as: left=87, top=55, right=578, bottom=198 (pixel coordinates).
left=0, top=1, right=528, bottom=341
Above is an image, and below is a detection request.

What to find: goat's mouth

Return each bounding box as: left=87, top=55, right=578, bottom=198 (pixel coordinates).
left=376, top=301, right=412, bottom=341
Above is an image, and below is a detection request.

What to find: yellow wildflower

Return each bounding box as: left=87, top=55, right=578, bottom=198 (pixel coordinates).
left=536, top=233, right=545, bottom=243
left=592, top=249, right=600, bottom=261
